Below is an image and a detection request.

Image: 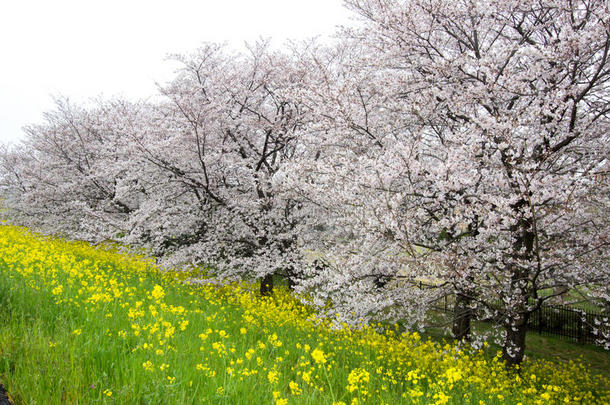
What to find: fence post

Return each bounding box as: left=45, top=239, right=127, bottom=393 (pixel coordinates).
left=577, top=314, right=583, bottom=344
left=538, top=308, right=543, bottom=335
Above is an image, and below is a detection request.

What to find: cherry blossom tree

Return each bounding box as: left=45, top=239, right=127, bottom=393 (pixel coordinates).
left=121, top=41, right=314, bottom=294
left=289, top=0, right=609, bottom=364
left=280, top=39, right=439, bottom=329
left=1, top=42, right=316, bottom=297
left=1, top=0, right=607, bottom=366
left=0, top=98, right=141, bottom=242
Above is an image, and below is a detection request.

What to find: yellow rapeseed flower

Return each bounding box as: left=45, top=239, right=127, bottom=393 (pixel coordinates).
left=289, top=380, right=302, bottom=395
left=268, top=370, right=279, bottom=384
left=151, top=284, right=165, bottom=301
left=311, top=348, right=326, bottom=364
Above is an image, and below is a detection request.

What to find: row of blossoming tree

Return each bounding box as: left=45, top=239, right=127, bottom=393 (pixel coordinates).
left=1, top=0, right=609, bottom=365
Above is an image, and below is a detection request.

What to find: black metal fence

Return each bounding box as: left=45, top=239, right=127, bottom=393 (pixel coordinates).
left=417, top=282, right=608, bottom=345
left=527, top=304, right=607, bottom=345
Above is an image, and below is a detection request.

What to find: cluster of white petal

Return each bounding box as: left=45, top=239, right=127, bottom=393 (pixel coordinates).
left=1, top=0, right=608, bottom=364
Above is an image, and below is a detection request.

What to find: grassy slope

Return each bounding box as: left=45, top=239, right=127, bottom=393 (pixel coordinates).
left=0, top=226, right=608, bottom=404
left=423, top=324, right=610, bottom=379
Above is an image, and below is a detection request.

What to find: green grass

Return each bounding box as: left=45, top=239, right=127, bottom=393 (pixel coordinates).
left=524, top=333, right=610, bottom=374
left=420, top=310, right=610, bottom=381
left=0, top=225, right=608, bottom=404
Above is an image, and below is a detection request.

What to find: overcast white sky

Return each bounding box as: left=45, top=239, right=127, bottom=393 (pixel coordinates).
left=0, top=0, right=351, bottom=145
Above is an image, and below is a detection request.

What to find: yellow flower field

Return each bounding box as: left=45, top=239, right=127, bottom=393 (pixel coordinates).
left=0, top=225, right=607, bottom=404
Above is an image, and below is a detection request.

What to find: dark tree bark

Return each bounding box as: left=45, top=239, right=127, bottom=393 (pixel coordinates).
left=284, top=266, right=298, bottom=291
left=260, top=273, right=274, bottom=296
left=502, top=210, right=536, bottom=365
left=452, top=291, right=473, bottom=341
left=502, top=312, right=530, bottom=367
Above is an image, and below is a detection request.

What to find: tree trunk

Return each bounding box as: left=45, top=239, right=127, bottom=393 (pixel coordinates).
left=283, top=266, right=297, bottom=291
left=260, top=273, right=274, bottom=296
left=286, top=274, right=296, bottom=291
left=502, top=312, right=530, bottom=366
left=501, top=198, right=536, bottom=366
left=452, top=291, right=473, bottom=341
